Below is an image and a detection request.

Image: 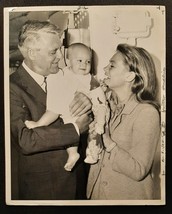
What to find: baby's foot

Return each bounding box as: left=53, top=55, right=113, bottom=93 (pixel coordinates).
left=64, top=153, right=80, bottom=171
left=84, top=155, right=98, bottom=164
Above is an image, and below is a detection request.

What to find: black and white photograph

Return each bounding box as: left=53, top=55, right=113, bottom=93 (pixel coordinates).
left=4, top=5, right=165, bottom=206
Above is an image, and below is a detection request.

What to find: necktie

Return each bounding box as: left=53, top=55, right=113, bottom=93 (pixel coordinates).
left=42, top=76, right=47, bottom=93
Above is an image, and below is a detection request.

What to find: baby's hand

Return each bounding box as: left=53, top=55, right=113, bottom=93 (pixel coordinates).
left=95, top=123, right=104, bottom=135
left=99, top=80, right=108, bottom=92
left=25, top=120, right=38, bottom=129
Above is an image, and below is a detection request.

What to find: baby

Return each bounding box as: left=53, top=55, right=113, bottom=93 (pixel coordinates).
left=25, top=43, right=108, bottom=171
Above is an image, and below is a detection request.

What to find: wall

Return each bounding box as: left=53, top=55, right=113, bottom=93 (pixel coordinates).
left=89, top=6, right=165, bottom=102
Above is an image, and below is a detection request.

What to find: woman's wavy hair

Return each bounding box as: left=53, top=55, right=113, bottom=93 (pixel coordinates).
left=117, top=43, right=160, bottom=110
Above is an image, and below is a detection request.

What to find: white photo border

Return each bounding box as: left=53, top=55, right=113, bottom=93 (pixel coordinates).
left=4, top=5, right=166, bottom=206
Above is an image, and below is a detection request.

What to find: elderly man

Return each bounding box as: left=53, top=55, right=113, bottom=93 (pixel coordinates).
left=10, top=20, right=92, bottom=200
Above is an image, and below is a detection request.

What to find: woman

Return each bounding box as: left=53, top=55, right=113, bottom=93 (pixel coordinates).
left=87, top=43, right=160, bottom=200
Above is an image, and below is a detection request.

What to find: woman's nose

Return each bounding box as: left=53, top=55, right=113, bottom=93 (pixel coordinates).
left=104, top=65, right=109, bottom=75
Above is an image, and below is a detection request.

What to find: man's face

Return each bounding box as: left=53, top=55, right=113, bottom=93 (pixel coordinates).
left=33, top=32, right=63, bottom=76
left=69, top=48, right=91, bottom=75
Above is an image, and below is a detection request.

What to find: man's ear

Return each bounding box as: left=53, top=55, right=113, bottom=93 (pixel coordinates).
left=28, top=48, right=36, bottom=60
left=125, top=71, right=136, bottom=82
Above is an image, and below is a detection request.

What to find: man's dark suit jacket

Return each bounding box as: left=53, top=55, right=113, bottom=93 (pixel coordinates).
left=10, top=65, right=81, bottom=200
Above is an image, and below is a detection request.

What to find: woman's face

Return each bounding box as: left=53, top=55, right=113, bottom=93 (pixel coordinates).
left=104, top=51, right=130, bottom=90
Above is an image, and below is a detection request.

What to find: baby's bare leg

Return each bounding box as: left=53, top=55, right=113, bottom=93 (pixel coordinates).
left=64, top=146, right=80, bottom=171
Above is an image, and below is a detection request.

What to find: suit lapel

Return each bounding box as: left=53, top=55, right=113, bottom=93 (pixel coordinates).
left=110, top=113, right=123, bottom=133
left=110, top=96, right=139, bottom=132
left=18, top=65, right=46, bottom=105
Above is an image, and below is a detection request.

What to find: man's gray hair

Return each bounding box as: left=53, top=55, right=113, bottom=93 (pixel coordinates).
left=18, top=20, right=61, bottom=57
left=18, top=20, right=60, bottom=47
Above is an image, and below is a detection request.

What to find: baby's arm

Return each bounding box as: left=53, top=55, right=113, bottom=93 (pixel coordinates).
left=25, top=110, right=60, bottom=129
left=90, top=86, right=108, bottom=134
left=95, top=105, right=107, bottom=134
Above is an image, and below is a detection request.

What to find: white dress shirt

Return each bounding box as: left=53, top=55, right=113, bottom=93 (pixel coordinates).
left=22, top=61, right=79, bottom=135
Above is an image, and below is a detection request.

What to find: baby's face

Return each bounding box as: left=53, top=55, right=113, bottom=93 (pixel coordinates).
left=69, top=48, right=91, bottom=75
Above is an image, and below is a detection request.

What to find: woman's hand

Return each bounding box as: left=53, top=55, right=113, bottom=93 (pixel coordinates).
left=88, top=120, right=114, bottom=146
left=69, top=91, right=92, bottom=117
left=100, top=79, right=108, bottom=92
left=102, top=126, right=115, bottom=148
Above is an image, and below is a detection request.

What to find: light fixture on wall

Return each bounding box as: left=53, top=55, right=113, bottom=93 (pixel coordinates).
left=113, top=10, right=152, bottom=45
